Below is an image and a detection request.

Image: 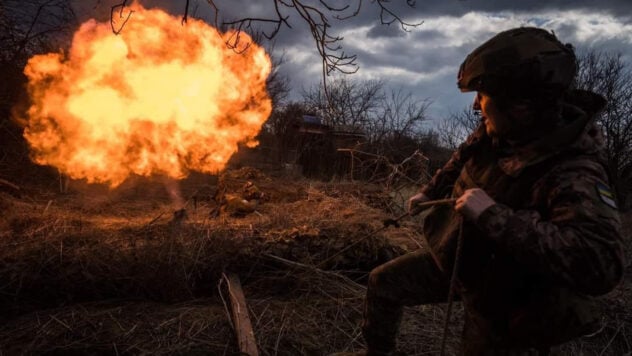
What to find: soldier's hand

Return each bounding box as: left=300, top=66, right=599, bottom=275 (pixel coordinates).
left=455, top=188, right=496, bottom=222
left=407, top=192, right=430, bottom=214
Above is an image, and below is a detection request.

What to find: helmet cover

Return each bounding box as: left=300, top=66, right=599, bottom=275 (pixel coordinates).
left=457, top=27, right=577, bottom=98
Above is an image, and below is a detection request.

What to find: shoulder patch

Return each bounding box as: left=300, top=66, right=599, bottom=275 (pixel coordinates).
left=595, top=182, right=618, bottom=210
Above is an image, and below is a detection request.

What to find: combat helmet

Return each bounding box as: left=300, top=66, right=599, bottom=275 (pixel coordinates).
left=457, top=27, right=577, bottom=98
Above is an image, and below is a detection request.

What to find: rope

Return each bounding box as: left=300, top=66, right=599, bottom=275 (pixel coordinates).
left=440, top=216, right=464, bottom=356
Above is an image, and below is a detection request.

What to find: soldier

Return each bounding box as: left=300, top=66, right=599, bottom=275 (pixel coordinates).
left=337, top=27, right=625, bottom=355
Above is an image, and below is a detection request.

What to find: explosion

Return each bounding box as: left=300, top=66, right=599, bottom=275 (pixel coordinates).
left=22, top=4, right=272, bottom=187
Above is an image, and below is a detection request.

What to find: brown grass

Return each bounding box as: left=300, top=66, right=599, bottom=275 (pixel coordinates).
left=0, top=169, right=629, bottom=355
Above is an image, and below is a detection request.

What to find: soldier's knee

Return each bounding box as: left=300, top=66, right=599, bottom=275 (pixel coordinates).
left=368, top=254, right=416, bottom=291
left=368, top=264, right=390, bottom=291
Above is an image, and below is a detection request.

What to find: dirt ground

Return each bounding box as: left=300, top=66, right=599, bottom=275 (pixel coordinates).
left=0, top=167, right=630, bottom=355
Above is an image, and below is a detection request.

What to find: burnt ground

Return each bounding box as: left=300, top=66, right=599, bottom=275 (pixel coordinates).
left=0, top=166, right=630, bottom=355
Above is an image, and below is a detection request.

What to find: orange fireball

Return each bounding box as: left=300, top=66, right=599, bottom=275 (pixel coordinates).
left=22, top=4, right=272, bottom=187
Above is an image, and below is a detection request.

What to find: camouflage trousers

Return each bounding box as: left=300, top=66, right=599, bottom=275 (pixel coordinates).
left=362, top=250, right=551, bottom=356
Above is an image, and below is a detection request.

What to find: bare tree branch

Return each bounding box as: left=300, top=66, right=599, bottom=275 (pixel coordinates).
left=2, top=0, right=76, bottom=63
left=110, top=0, right=133, bottom=35
left=182, top=0, right=190, bottom=25
left=375, top=0, right=423, bottom=31
left=205, top=0, right=220, bottom=27
left=217, top=1, right=420, bottom=117
left=437, top=107, right=480, bottom=150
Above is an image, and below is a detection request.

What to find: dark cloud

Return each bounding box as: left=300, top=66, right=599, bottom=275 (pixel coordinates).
left=550, top=23, right=581, bottom=43
left=460, top=0, right=632, bottom=16
left=367, top=24, right=405, bottom=38
left=349, top=39, right=467, bottom=77
left=414, top=29, right=450, bottom=42
left=357, top=0, right=632, bottom=18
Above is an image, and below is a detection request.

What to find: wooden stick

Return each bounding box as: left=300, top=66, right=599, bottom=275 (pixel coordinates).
left=411, top=198, right=456, bottom=213
left=224, top=273, right=259, bottom=356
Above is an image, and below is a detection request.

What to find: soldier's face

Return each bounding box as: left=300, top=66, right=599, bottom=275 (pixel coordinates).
left=474, top=93, right=512, bottom=138
left=474, top=92, right=530, bottom=140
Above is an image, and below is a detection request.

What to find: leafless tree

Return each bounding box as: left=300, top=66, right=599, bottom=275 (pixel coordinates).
left=301, top=77, right=431, bottom=143
left=367, top=90, right=431, bottom=188
left=0, top=0, right=76, bottom=80
left=262, top=102, right=310, bottom=162
left=266, top=52, right=291, bottom=108
left=1, top=0, right=76, bottom=116
left=265, top=102, right=310, bottom=140
left=0, top=0, right=76, bottom=178
left=301, top=77, right=385, bottom=128
left=369, top=89, right=430, bottom=142
left=437, top=107, right=480, bottom=150
left=299, top=77, right=436, bottom=182
left=0, top=0, right=76, bottom=63
left=575, top=50, right=632, bottom=209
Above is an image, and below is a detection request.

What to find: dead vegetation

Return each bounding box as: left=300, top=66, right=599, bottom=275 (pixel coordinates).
left=0, top=167, right=630, bottom=355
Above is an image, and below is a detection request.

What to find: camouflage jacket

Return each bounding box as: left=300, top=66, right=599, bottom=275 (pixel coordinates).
left=420, top=90, right=625, bottom=347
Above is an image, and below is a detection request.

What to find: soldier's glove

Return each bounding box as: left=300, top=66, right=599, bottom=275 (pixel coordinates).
left=407, top=192, right=430, bottom=214
left=455, top=188, right=496, bottom=222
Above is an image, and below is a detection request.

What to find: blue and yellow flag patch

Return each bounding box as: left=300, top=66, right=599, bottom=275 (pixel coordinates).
left=596, top=182, right=617, bottom=209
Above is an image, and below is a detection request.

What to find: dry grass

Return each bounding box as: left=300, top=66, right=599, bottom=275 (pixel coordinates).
left=0, top=300, right=236, bottom=355
left=0, top=169, right=629, bottom=355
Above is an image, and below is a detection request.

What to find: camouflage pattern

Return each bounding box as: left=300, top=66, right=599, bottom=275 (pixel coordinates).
left=363, top=90, right=625, bottom=355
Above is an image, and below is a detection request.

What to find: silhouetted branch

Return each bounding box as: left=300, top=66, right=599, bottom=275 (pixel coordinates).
left=201, top=0, right=219, bottom=27
left=181, top=0, right=190, bottom=25
left=376, top=0, right=423, bottom=31
left=110, top=0, right=133, bottom=35
left=108, top=0, right=418, bottom=78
